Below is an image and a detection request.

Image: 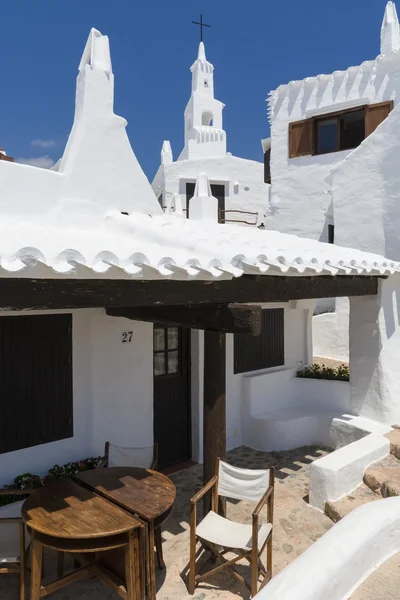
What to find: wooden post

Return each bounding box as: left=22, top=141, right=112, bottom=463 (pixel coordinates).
left=203, top=330, right=226, bottom=514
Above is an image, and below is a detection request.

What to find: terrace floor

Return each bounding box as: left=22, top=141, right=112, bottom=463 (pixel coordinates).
left=1, top=445, right=334, bottom=599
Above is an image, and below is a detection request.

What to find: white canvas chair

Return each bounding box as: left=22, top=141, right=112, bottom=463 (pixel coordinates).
left=0, top=490, right=29, bottom=600
left=189, top=458, right=274, bottom=598
left=101, top=441, right=164, bottom=569
left=102, top=441, right=158, bottom=470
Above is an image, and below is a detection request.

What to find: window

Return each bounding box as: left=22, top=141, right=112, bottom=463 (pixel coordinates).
left=202, top=111, right=213, bottom=126
left=315, top=109, right=365, bottom=155
left=264, top=148, right=271, bottom=184
left=328, top=224, right=335, bottom=244
left=154, top=326, right=181, bottom=377
left=0, top=314, right=73, bottom=455
left=234, top=309, right=284, bottom=374
left=289, top=101, right=393, bottom=158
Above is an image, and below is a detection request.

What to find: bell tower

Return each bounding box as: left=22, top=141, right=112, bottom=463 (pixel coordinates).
left=180, top=42, right=226, bottom=161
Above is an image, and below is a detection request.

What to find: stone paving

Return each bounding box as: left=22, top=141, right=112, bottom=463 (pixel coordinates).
left=0, top=445, right=334, bottom=599
left=349, top=553, right=400, bottom=600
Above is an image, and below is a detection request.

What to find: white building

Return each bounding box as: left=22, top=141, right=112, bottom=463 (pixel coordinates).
left=152, top=42, right=269, bottom=227
left=1, top=24, right=400, bottom=539
left=264, top=1, right=400, bottom=361
left=0, top=28, right=311, bottom=484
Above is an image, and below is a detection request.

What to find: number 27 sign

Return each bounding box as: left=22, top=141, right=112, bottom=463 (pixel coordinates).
left=122, top=331, right=133, bottom=343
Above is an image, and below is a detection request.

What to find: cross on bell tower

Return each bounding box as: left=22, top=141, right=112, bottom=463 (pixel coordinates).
left=192, top=14, right=211, bottom=42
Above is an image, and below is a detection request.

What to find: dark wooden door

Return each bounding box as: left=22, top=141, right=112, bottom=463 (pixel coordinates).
left=186, top=182, right=226, bottom=222
left=153, top=325, right=191, bottom=469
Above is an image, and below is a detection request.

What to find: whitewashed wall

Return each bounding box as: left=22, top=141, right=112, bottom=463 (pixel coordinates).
left=349, top=274, right=400, bottom=425
left=89, top=312, right=154, bottom=455
left=152, top=155, right=269, bottom=224
left=267, top=53, right=400, bottom=240
left=314, top=94, right=400, bottom=360
left=313, top=298, right=350, bottom=362
left=190, top=302, right=313, bottom=463
left=0, top=309, right=153, bottom=485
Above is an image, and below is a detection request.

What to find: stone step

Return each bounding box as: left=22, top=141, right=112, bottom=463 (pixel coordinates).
left=382, top=480, right=400, bottom=497
left=325, top=484, right=380, bottom=523
left=385, top=430, right=400, bottom=459
left=363, top=453, right=400, bottom=492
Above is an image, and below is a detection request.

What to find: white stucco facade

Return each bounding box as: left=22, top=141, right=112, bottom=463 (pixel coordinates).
left=2, top=14, right=400, bottom=517
left=0, top=309, right=154, bottom=485
left=263, top=3, right=400, bottom=369
left=266, top=16, right=400, bottom=241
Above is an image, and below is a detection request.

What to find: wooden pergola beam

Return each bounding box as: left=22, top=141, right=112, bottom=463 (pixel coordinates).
left=106, top=304, right=262, bottom=335
left=0, top=275, right=381, bottom=310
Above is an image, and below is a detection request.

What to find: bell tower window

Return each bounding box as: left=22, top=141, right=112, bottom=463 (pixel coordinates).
left=202, top=111, right=213, bottom=126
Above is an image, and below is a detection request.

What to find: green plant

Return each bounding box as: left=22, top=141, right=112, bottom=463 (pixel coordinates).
left=43, top=456, right=103, bottom=484
left=0, top=456, right=104, bottom=508
left=0, top=473, right=42, bottom=507
left=296, top=363, right=349, bottom=381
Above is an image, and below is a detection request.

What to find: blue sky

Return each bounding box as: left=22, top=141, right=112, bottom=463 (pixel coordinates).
left=0, top=1, right=390, bottom=179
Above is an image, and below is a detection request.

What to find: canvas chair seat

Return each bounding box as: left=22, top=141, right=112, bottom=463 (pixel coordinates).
left=0, top=500, right=25, bottom=563
left=196, top=510, right=273, bottom=551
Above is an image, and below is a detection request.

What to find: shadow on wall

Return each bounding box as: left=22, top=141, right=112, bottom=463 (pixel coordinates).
left=349, top=287, right=395, bottom=421
left=275, top=54, right=398, bottom=123
left=383, top=287, right=400, bottom=339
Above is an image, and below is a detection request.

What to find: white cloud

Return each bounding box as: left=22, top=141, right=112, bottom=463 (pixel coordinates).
left=16, top=156, right=55, bottom=169
left=31, top=138, right=56, bottom=148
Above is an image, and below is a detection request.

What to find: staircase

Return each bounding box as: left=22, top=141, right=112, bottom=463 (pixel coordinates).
left=325, top=430, right=400, bottom=522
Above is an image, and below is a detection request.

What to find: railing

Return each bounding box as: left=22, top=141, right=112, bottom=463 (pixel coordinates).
left=218, top=208, right=259, bottom=226
left=161, top=204, right=260, bottom=226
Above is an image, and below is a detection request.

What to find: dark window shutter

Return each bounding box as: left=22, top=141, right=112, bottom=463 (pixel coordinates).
left=289, top=119, right=313, bottom=158
left=264, top=149, right=271, bottom=184
left=234, top=309, right=284, bottom=374
left=365, top=101, right=394, bottom=137
left=0, top=314, right=73, bottom=455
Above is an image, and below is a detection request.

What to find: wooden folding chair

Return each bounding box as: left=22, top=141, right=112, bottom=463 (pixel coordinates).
left=101, top=441, right=164, bottom=570
left=0, top=489, right=31, bottom=600
left=101, top=441, right=158, bottom=471
left=189, top=459, right=274, bottom=598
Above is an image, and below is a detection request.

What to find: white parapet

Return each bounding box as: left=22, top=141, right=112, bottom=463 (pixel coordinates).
left=309, top=433, right=390, bottom=511
left=255, top=497, right=400, bottom=600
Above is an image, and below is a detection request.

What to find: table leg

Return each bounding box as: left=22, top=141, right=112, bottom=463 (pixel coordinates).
left=125, top=530, right=139, bottom=600
left=30, top=537, right=43, bottom=600
left=19, top=523, right=26, bottom=600
left=138, top=527, right=146, bottom=600
left=147, top=522, right=156, bottom=600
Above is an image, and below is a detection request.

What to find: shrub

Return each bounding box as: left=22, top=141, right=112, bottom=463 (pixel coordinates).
left=43, top=456, right=103, bottom=485
left=296, top=363, right=349, bottom=381
left=0, top=473, right=42, bottom=507
left=0, top=456, right=103, bottom=508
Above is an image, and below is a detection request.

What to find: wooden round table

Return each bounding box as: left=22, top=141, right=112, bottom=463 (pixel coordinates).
left=75, top=467, right=176, bottom=599
left=22, top=479, right=143, bottom=600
